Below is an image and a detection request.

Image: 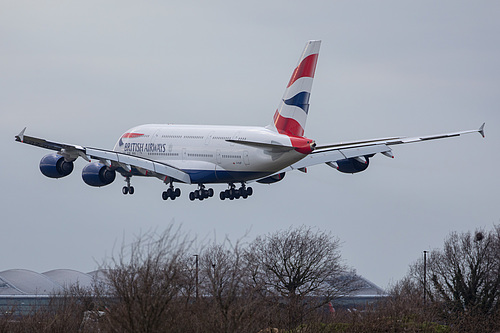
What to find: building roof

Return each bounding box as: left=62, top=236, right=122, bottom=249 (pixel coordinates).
left=349, top=275, right=387, bottom=297
left=0, top=269, right=98, bottom=296
left=43, top=269, right=93, bottom=289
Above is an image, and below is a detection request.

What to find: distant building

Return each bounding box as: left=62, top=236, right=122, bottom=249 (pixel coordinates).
left=0, top=269, right=100, bottom=316
left=330, top=275, right=388, bottom=311
left=0, top=269, right=387, bottom=316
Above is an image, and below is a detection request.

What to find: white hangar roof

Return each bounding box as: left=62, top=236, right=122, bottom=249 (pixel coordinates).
left=0, top=269, right=97, bottom=296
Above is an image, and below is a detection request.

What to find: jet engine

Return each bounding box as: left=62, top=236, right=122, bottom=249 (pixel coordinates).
left=82, top=162, right=116, bottom=187
left=39, top=153, right=74, bottom=178
left=336, top=157, right=369, bottom=174
left=256, top=172, right=286, bottom=184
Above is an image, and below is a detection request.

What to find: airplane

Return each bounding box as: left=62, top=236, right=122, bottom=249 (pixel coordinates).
left=15, top=40, right=485, bottom=202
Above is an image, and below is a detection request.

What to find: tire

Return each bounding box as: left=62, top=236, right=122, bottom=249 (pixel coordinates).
left=162, top=191, right=168, bottom=200
left=129, top=186, right=134, bottom=195
left=246, top=187, right=253, bottom=196
left=189, top=192, right=195, bottom=201
left=174, top=188, right=181, bottom=197
left=220, top=192, right=226, bottom=200
left=208, top=188, right=214, bottom=197
left=122, top=186, right=128, bottom=195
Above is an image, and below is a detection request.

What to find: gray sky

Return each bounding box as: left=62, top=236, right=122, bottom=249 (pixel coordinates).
left=1, top=1, right=499, bottom=288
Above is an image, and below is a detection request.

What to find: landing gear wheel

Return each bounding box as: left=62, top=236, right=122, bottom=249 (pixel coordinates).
left=129, top=186, right=134, bottom=195
left=122, top=186, right=129, bottom=195
left=220, top=191, right=226, bottom=200
left=162, top=191, right=168, bottom=200
left=246, top=187, right=253, bottom=196
left=189, top=192, right=195, bottom=201
left=174, top=188, right=181, bottom=197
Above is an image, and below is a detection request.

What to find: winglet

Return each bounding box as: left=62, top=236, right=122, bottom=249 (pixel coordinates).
left=478, top=123, right=485, bottom=138
left=15, top=127, right=27, bottom=142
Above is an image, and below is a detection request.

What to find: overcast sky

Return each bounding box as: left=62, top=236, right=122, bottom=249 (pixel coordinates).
left=1, top=1, right=499, bottom=288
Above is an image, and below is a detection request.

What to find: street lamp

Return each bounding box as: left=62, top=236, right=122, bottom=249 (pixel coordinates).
left=193, top=254, right=199, bottom=300
left=423, top=250, right=428, bottom=306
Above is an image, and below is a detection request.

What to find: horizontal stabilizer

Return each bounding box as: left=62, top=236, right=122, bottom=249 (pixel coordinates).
left=226, top=139, right=295, bottom=152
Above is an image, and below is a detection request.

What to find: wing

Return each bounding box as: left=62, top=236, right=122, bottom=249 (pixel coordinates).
left=281, top=123, right=485, bottom=172
left=15, top=128, right=192, bottom=184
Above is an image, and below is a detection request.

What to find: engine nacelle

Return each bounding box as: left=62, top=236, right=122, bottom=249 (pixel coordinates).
left=336, top=157, right=370, bottom=174
left=82, top=162, right=116, bottom=187
left=257, top=172, right=286, bottom=184
left=39, top=153, right=74, bottom=179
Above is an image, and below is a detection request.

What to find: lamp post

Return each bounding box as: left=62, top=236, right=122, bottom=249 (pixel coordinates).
left=194, top=254, right=199, bottom=300
left=423, top=250, right=428, bottom=306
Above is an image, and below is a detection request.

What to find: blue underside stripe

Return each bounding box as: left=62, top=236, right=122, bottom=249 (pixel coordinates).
left=126, top=167, right=270, bottom=184
left=186, top=170, right=270, bottom=183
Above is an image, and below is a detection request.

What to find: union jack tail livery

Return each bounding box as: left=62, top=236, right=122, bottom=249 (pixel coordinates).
left=272, top=40, right=321, bottom=137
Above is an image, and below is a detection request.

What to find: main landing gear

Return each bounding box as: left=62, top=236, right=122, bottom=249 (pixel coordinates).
left=162, top=183, right=181, bottom=201
left=189, top=185, right=214, bottom=201
left=219, top=183, right=253, bottom=200
left=122, top=176, right=134, bottom=195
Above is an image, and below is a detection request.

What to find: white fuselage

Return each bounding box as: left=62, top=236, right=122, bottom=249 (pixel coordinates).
left=113, top=124, right=309, bottom=184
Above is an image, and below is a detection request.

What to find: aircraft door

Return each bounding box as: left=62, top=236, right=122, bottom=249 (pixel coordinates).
left=205, top=132, right=214, bottom=145
left=243, top=150, right=250, bottom=165
left=150, top=130, right=162, bottom=158
left=216, top=149, right=222, bottom=164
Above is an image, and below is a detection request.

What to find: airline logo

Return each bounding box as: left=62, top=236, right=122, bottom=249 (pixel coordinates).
left=274, top=40, right=320, bottom=137
left=122, top=133, right=144, bottom=138
left=118, top=132, right=144, bottom=147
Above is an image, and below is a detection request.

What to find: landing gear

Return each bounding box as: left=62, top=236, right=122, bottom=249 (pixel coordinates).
left=189, top=185, right=214, bottom=201
left=162, top=181, right=181, bottom=201
left=122, top=176, right=134, bottom=195
left=220, top=183, right=253, bottom=200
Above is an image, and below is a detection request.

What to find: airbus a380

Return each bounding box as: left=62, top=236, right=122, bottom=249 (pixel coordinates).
left=15, top=40, right=485, bottom=202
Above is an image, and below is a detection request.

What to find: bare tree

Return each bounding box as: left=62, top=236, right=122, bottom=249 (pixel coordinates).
left=96, top=226, right=193, bottom=333
left=397, top=225, right=500, bottom=332
left=199, top=240, right=268, bottom=333
left=428, top=226, right=500, bottom=315
left=245, top=225, right=355, bottom=328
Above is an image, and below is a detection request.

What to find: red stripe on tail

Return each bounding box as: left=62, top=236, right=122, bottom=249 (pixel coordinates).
left=273, top=110, right=305, bottom=137
left=287, top=53, right=319, bottom=88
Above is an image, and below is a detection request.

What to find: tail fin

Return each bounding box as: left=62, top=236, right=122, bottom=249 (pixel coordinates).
left=272, top=40, right=321, bottom=137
